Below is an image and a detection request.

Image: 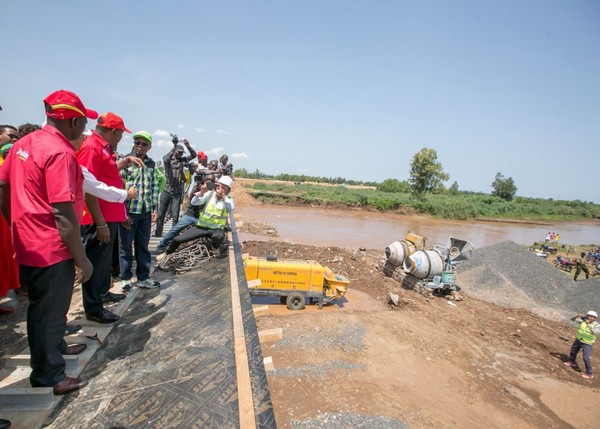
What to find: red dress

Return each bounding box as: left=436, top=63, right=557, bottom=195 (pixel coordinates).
left=0, top=217, right=20, bottom=297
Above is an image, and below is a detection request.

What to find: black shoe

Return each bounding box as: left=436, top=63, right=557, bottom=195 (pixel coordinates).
left=0, top=418, right=11, bottom=429
left=65, top=324, right=82, bottom=336
left=153, top=232, right=162, bottom=238
left=102, top=292, right=126, bottom=303
left=152, top=247, right=165, bottom=255
left=85, top=309, right=120, bottom=324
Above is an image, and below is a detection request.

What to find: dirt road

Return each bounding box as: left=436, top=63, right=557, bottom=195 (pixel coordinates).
left=242, top=240, right=599, bottom=428
left=234, top=179, right=600, bottom=429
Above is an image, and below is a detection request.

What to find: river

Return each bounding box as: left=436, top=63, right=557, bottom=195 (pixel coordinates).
left=237, top=205, right=600, bottom=249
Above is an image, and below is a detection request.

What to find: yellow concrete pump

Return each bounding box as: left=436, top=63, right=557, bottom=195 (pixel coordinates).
left=243, top=254, right=350, bottom=310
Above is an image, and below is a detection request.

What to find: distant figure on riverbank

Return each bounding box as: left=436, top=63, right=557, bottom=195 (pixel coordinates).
left=574, top=253, right=590, bottom=281
left=545, top=232, right=552, bottom=243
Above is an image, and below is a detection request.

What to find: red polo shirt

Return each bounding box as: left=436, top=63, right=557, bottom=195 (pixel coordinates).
left=0, top=125, right=84, bottom=267
left=77, top=130, right=127, bottom=224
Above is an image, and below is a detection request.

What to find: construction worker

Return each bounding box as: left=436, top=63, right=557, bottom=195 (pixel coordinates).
left=564, top=310, right=599, bottom=379
left=162, top=175, right=233, bottom=259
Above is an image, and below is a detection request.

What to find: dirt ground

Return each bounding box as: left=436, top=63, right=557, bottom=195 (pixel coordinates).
left=235, top=181, right=600, bottom=429
left=2, top=180, right=597, bottom=428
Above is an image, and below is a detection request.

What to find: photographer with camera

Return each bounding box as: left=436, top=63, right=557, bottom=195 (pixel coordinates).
left=154, top=133, right=197, bottom=237
left=181, top=151, right=209, bottom=213
left=160, top=176, right=234, bottom=259
left=154, top=174, right=216, bottom=254
left=564, top=310, right=600, bottom=379
left=217, top=154, right=233, bottom=177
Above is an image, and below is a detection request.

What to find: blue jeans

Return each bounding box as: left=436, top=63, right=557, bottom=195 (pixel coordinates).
left=119, top=211, right=152, bottom=281
left=570, top=339, right=593, bottom=375
left=157, top=214, right=198, bottom=250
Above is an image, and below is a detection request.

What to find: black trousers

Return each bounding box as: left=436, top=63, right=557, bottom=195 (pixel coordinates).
left=156, top=190, right=182, bottom=236
left=81, top=222, right=119, bottom=313
left=20, top=259, right=74, bottom=387
left=166, top=226, right=226, bottom=254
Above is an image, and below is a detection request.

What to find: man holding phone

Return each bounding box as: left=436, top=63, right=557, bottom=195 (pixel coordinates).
left=564, top=310, right=600, bottom=379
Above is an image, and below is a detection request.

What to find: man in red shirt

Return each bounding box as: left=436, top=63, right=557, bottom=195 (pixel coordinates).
left=0, top=90, right=94, bottom=395
left=77, top=112, right=142, bottom=323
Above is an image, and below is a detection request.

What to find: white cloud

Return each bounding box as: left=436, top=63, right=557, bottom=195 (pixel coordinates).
left=207, top=147, right=225, bottom=156
left=177, top=124, right=184, bottom=129
left=215, top=129, right=230, bottom=135
left=194, top=127, right=205, bottom=133
left=232, top=152, right=249, bottom=159
left=154, top=129, right=169, bottom=137
left=154, top=138, right=171, bottom=149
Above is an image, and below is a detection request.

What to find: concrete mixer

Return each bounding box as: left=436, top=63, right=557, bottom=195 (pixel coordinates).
left=403, top=237, right=475, bottom=293
left=384, top=232, right=426, bottom=267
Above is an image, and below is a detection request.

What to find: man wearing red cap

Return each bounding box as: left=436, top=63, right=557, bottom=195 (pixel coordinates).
left=77, top=112, right=142, bottom=324
left=0, top=90, right=94, bottom=395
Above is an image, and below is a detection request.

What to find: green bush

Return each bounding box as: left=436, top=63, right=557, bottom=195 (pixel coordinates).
left=247, top=181, right=600, bottom=221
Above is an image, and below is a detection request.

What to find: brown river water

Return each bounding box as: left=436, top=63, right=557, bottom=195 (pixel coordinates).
left=237, top=205, right=600, bottom=250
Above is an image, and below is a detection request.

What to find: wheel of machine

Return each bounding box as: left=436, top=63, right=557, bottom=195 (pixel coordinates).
left=279, top=296, right=287, bottom=305
left=286, top=292, right=305, bottom=311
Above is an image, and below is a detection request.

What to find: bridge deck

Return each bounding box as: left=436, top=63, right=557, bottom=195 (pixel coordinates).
left=1, top=222, right=276, bottom=428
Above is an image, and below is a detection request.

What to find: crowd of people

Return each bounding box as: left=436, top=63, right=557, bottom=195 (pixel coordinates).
left=545, top=231, right=560, bottom=244
left=0, top=89, right=235, bottom=415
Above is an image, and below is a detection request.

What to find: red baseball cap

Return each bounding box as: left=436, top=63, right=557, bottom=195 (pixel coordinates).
left=97, top=112, right=131, bottom=133
left=44, top=90, right=98, bottom=120
left=198, top=151, right=208, bottom=160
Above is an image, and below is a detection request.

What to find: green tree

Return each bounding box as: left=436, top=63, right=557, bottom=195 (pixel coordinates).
left=409, top=148, right=449, bottom=197
left=377, top=178, right=411, bottom=193
left=491, top=172, right=517, bottom=201
left=448, top=181, right=459, bottom=195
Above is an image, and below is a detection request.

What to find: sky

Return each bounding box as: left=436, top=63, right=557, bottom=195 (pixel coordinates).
left=2, top=1, right=599, bottom=202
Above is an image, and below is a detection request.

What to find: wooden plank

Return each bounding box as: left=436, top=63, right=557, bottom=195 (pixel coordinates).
left=252, top=305, right=269, bottom=317
left=258, top=328, right=283, bottom=344
left=5, top=355, right=80, bottom=371
left=263, top=356, right=274, bottom=371
left=0, top=387, right=54, bottom=410
left=229, top=247, right=257, bottom=429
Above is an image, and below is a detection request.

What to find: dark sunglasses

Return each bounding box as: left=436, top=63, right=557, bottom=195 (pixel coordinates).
left=134, top=140, right=150, bottom=147
left=7, top=134, right=18, bottom=140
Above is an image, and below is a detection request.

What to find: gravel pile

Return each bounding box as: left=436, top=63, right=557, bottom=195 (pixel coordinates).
left=458, top=241, right=600, bottom=321
left=292, top=412, right=409, bottom=429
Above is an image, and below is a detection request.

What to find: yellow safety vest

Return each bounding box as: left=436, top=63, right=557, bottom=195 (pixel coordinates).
left=576, top=321, right=598, bottom=345
left=197, top=192, right=228, bottom=230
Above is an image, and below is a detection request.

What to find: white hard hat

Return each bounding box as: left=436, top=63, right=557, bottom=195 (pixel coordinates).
left=586, top=311, right=598, bottom=318
left=217, top=175, right=233, bottom=189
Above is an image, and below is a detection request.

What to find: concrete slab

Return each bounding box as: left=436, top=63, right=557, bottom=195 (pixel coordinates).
left=0, top=388, right=54, bottom=410
left=0, top=218, right=276, bottom=428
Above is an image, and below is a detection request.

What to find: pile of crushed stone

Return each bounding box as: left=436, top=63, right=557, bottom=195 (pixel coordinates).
left=457, top=241, right=600, bottom=321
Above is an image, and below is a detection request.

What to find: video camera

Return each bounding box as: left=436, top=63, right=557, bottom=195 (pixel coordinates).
left=193, top=171, right=216, bottom=190
left=169, top=133, right=179, bottom=144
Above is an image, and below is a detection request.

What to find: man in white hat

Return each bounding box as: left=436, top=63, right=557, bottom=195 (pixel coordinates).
left=163, top=175, right=234, bottom=259
left=564, top=310, right=600, bottom=379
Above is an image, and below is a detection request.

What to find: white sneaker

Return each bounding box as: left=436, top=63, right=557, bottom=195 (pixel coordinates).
left=121, top=279, right=132, bottom=292
left=137, top=278, right=160, bottom=289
